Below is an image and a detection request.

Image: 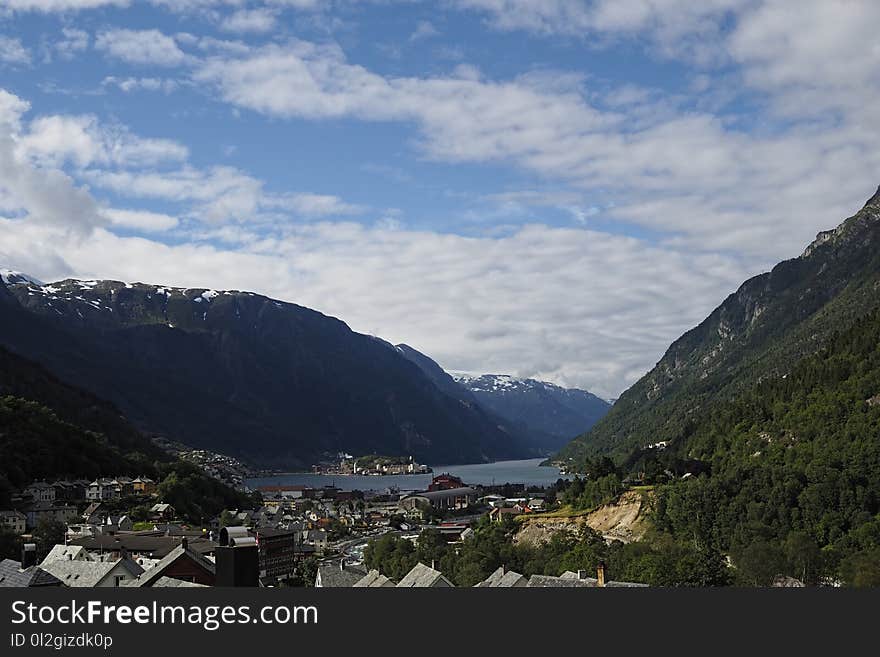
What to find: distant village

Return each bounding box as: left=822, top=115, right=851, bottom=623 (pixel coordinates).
left=0, top=468, right=647, bottom=588
left=312, top=453, right=432, bottom=476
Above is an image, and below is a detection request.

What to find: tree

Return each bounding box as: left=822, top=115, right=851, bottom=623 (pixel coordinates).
left=32, top=517, right=65, bottom=557
left=0, top=527, right=21, bottom=561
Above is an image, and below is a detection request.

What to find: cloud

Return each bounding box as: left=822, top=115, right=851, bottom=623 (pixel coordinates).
left=409, top=20, right=439, bottom=42
left=0, top=215, right=755, bottom=397
left=17, top=114, right=189, bottom=167
left=54, top=27, right=90, bottom=59
left=191, top=37, right=880, bottom=260
left=0, top=91, right=103, bottom=234
left=220, top=8, right=278, bottom=33
left=102, top=207, right=179, bottom=231
left=4, top=0, right=128, bottom=10
left=0, top=35, right=32, bottom=65
left=95, top=28, right=187, bottom=66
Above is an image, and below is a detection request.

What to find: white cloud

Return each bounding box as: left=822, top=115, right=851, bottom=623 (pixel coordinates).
left=102, top=207, right=179, bottom=231
left=4, top=0, right=128, bottom=10
left=0, top=35, right=32, bottom=65
left=192, top=37, right=880, bottom=259
left=220, top=8, right=278, bottom=33
left=17, top=114, right=189, bottom=167
left=0, top=91, right=103, bottom=234
left=0, top=215, right=755, bottom=397
left=102, top=76, right=179, bottom=93
left=54, top=27, right=89, bottom=59
left=95, top=28, right=187, bottom=66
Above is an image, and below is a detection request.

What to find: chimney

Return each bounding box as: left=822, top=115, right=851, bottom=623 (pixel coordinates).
left=597, top=561, right=606, bottom=587
left=181, top=537, right=188, bottom=551
left=21, top=543, right=37, bottom=569
left=340, top=559, right=345, bottom=572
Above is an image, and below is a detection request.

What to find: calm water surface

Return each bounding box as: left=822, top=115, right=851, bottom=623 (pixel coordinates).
left=246, top=458, right=568, bottom=492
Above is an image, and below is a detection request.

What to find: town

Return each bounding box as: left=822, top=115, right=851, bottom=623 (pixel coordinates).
left=0, top=471, right=644, bottom=588
left=312, top=453, right=432, bottom=477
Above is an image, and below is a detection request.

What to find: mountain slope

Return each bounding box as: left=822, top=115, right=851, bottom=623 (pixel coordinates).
left=0, top=277, right=526, bottom=468
left=394, top=344, right=609, bottom=453
left=559, top=186, right=880, bottom=466
left=455, top=374, right=611, bottom=451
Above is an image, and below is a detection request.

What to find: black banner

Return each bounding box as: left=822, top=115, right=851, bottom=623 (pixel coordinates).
left=0, top=588, right=875, bottom=654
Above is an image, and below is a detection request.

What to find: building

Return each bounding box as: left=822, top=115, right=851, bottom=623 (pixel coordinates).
left=396, top=562, right=453, bottom=587
left=40, top=545, right=93, bottom=564
left=476, top=566, right=528, bottom=587
left=255, top=527, right=298, bottom=584
left=428, top=474, right=464, bottom=491
left=23, top=502, right=78, bottom=529
left=86, top=478, right=119, bottom=501
left=24, top=481, right=55, bottom=503
left=353, top=570, right=395, bottom=587
left=0, top=510, right=26, bottom=535
left=131, top=477, right=156, bottom=496
left=315, top=560, right=367, bottom=587
left=41, top=557, right=144, bottom=588
left=0, top=559, right=63, bottom=588
left=149, top=503, right=176, bottom=521
left=399, top=487, right=479, bottom=512
left=127, top=538, right=216, bottom=587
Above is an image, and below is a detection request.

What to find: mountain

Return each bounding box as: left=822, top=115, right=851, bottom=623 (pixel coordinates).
left=454, top=374, right=611, bottom=451
left=559, top=185, right=880, bottom=467
left=0, top=277, right=527, bottom=468
left=393, top=344, right=610, bottom=453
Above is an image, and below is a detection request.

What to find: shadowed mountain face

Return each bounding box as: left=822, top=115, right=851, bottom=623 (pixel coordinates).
left=559, top=186, right=880, bottom=466
left=0, top=278, right=527, bottom=468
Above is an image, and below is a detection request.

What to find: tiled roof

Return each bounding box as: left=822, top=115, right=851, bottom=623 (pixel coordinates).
left=127, top=543, right=216, bottom=588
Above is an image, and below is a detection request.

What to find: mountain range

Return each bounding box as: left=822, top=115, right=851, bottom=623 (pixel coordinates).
left=453, top=373, right=610, bottom=451
left=0, top=276, right=534, bottom=468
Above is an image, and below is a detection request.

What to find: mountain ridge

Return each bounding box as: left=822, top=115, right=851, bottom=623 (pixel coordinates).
left=558, top=185, right=880, bottom=466
left=0, top=275, right=528, bottom=468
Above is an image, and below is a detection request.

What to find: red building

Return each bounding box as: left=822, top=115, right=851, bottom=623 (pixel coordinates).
left=428, top=474, right=464, bottom=491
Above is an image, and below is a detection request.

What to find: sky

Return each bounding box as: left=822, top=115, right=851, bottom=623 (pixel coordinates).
left=1, top=1, right=879, bottom=399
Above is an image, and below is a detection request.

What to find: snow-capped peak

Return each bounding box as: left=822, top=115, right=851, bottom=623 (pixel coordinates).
left=0, top=268, right=43, bottom=287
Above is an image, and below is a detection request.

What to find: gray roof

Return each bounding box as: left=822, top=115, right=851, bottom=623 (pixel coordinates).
left=128, top=543, right=215, bottom=587
left=353, top=570, right=395, bottom=587
left=605, top=580, right=649, bottom=587
left=151, top=576, right=208, bottom=588
left=41, top=545, right=93, bottom=565
left=41, top=558, right=143, bottom=588
left=403, top=487, right=478, bottom=502
left=316, top=562, right=367, bottom=587
left=560, top=571, right=599, bottom=585
left=0, top=559, right=63, bottom=587
left=396, top=563, right=454, bottom=588
left=476, top=566, right=527, bottom=587
left=527, top=575, right=597, bottom=587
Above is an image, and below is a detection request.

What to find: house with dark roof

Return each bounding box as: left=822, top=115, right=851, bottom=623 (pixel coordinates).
left=0, top=559, right=62, bottom=588
left=127, top=538, right=216, bottom=587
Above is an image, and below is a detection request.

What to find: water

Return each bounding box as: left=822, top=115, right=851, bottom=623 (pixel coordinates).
left=246, top=458, right=568, bottom=493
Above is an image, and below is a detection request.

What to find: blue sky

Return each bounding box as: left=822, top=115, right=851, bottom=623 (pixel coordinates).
left=1, top=1, right=879, bottom=398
